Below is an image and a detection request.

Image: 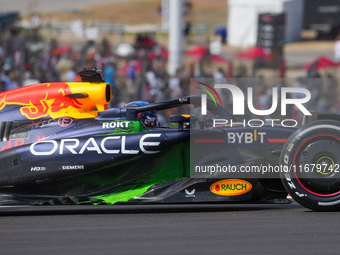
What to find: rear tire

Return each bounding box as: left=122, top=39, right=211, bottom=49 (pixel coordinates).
left=280, top=120, right=340, bottom=211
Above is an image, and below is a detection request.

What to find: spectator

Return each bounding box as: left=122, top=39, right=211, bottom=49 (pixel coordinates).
left=56, top=55, right=73, bottom=82
left=7, top=72, right=19, bottom=90
left=65, top=66, right=77, bottom=82
left=125, top=60, right=139, bottom=100
left=22, top=71, right=40, bottom=87
left=335, top=35, right=340, bottom=62
left=0, top=70, right=11, bottom=90
left=145, top=67, right=159, bottom=102
left=104, top=59, right=115, bottom=87
left=168, top=69, right=183, bottom=99
left=214, top=67, right=225, bottom=83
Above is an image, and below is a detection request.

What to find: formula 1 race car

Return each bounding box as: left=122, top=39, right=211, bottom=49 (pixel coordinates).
left=0, top=69, right=340, bottom=211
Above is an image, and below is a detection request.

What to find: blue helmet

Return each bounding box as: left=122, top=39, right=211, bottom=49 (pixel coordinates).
left=126, top=101, right=159, bottom=127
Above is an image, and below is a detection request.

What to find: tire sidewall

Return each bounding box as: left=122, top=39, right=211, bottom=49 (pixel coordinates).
left=280, top=120, right=340, bottom=211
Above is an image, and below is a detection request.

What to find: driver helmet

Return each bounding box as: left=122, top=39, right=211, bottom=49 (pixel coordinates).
left=126, top=101, right=159, bottom=127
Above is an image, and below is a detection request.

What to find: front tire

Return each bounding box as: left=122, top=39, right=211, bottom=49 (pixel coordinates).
left=280, top=120, right=340, bottom=211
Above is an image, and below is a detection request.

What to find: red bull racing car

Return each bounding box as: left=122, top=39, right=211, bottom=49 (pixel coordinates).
left=0, top=69, right=340, bottom=211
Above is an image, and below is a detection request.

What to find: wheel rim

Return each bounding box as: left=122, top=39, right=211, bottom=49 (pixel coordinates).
left=293, top=135, right=340, bottom=196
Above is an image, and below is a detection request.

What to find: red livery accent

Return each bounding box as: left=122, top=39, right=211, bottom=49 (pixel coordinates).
left=0, top=83, right=82, bottom=120
left=267, top=139, right=287, bottom=143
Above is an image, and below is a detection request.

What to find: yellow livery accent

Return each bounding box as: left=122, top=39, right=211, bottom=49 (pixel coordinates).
left=210, top=179, right=252, bottom=196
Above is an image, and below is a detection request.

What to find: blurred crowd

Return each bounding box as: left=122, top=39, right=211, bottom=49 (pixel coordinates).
left=1, top=26, right=340, bottom=120
left=0, top=28, right=194, bottom=109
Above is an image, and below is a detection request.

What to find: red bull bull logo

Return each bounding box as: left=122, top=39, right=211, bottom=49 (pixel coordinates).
left=0, top=83, right=82, bottom=120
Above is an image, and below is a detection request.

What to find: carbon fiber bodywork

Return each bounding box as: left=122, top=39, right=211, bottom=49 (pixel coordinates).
left=0, top=83, right=294, bottom=206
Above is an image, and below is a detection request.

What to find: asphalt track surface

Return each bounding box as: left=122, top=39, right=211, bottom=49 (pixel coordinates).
left=1, top=200, right=340, bottom=255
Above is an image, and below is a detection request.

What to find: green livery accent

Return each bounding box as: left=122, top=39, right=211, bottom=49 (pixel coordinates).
left=78, top=142, right=189, bottom=205
left=92, top=185, right=154, bottom=205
